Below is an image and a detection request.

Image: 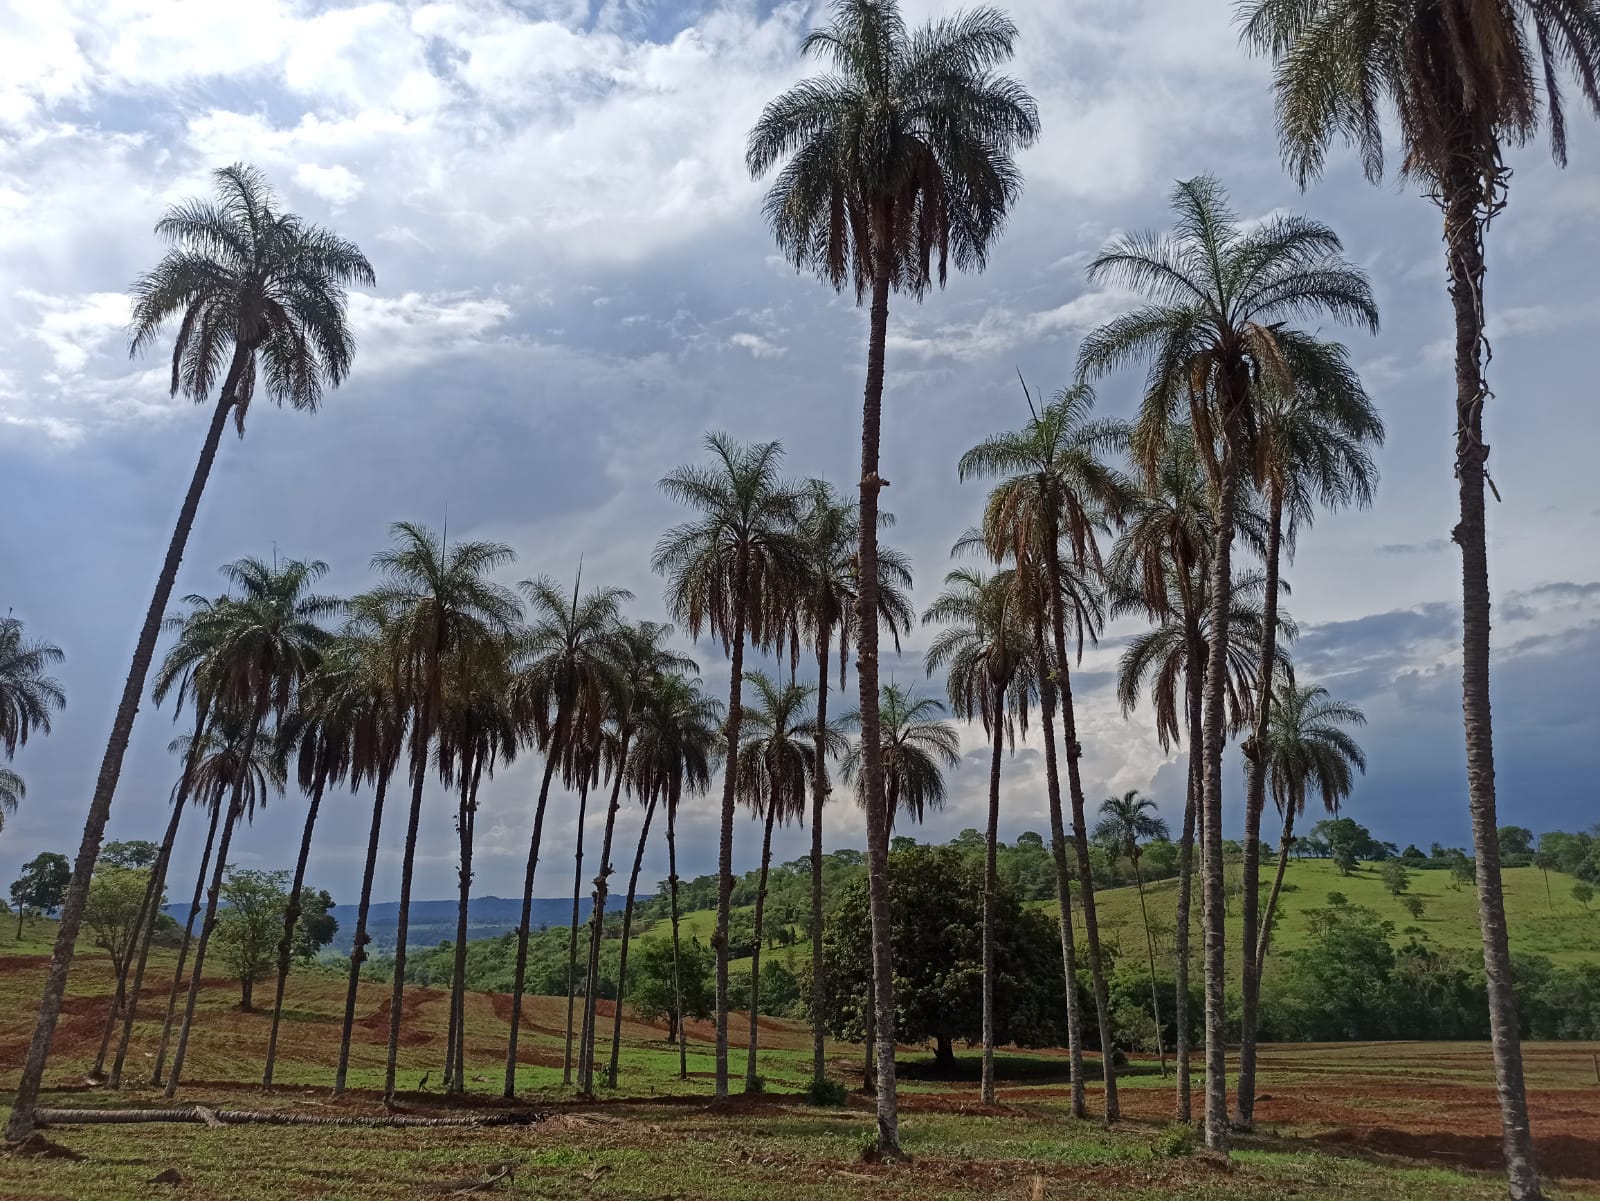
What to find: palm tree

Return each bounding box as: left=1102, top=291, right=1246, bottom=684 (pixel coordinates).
left=560, top=732, right=601, bottom=1089
left=332, top=609, right=408, bottom=1097
left=792, top=480, right=914, bottom=1084
left=6, top=167, right=372, bottom=1139
left=501, top=573, right=626, bottom=1098
left=0, top=768, right=21, bottom=824
left=652, top=432, right=803, bottom=1099
left=1257, top=682, right=1367, bottom=976
left=0, top=614, right=65, bottom=764
left=148, top=710, right=285, bottom=1086
left=734, top=672, right=841, bottom=1091
left=748, top=3, right=1038, bottom=1148
left=1094, top=791, right=1171, bottom=1074
left=1076, top=176, right=1377, bottom=1151
left=366, top=523, right=521, bottom=1106
left=958, top=383, right=1130, bottom=1117
left=165, top=557, right=337, bottom=1098
left=923, top=566, right=1036, bottom=1105
left=613, top=670, right=721, bottom=1086
left=577, top=622, right=696, bottom=1090
left=1234, top=348, right=1382, bottom=1129
left=1238, top=10, right=1600, bottom=1187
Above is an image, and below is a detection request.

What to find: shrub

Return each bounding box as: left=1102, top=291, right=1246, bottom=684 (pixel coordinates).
left=1151, top=1123, right=1195, bottom=1158
left=807, top=1077, right=848, bottom=1108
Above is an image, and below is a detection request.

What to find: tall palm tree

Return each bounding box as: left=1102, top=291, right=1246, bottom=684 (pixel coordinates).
left=792, top=480, right=914, bottom=1084
left=734, top=672, right=842, bottom=1091
left=6, top=167, right=372, bottom=1139
left=748, top=2, right=1038, bottom=1150
left=502, top=573, right=627, bottom=1097
left=0, top=768, right=21, bottom=825
left=1234, top=347, right=1382, bottom=1128
left=366, top=523, right=521, bottom=1106
left=1256, top=681, right=1367, bottom=976
left=958, top=383, right=1130, bottom=1117
left=1076, top=176, right=1377, bottom=1151
left=1094, top=791, right=1171, bottom=1074
left=165, top=557, right=337, bottom=1098
left=332, top=609, right=408, bottom=1098
left=652, top=432, right=803, bottom=1099
left=577, top=622, right=696, bottom=1090
left=841, top=683, right=961, bottom=833
left=611, top=670, right=721, bottom=1087
left=0, top=615, right=65, bottom=764
left=1237, top=10, right=1600, bottom=1188
left=923, top=566, right=1036, bottom=1105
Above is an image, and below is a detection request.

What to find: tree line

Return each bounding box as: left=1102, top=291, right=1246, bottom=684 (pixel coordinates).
left=6, top=3, right=1599, bottom=1196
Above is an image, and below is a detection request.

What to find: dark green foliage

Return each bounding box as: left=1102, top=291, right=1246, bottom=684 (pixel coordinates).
left=807, top=1076, right=848, bottom=1107
left=293, top=888, right=339, bottom=960
left=630, top=936, right=715, bottom=1032
left=9, top=852, right=70, bottom=929
left=99, top=840, right=160, bottom=870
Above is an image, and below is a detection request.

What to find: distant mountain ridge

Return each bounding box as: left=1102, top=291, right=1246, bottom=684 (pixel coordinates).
left=164, top=893, right=630, bottom=956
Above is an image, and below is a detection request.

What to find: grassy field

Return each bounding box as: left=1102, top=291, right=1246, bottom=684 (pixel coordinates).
left=2, top=922, right=1598, bottom=1200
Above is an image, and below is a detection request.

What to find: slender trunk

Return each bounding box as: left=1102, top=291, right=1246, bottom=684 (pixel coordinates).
left=1235, top=483, right=1283, bottom=1129
left=262, top=766, right=329, bottom=1089
left=810, top=632, right=831, bottom=1086
left=334, top=769, right=391, bottom=1096
left=1444, top=162, right=1541, bottom=1200
left=453, top=777, right=475, bottom=1093
left=151, top=801, right=221, bottom=1086
left=15, top=910, right=23, bottom=940
left=745, top=795, right=779, bottom=1091
left=504, top=750, right=560, bottom=1098
left=1134, top=857, right=1166, bottom=1075
left=668, top=784, right=687, bottom=1080
left=862, top=971, right=876, bottom=1093
left=713, top=580, right=749, bottom=1102
left=1035, top=616, right=1085, bottom=1118
left=110, top=707, right=212, bottom=1089
left=856, top=223, right=899, bottom=1156
left=6, top=377, right=242, bottom=1142
left=383, top=720, right=432, bottom=1107
left=442, top=775, right=465, bottom=1094
left=1174, top=651, right=1202, bottom=1122
left=1198, top=407, right=1243, bottom=1153
left=608, top=788, right=660, bottom=1088
left=167, top=691, right=267, bottom=1099
left=981, top=683, right=1005, bottom=1105
left=1256, top=803, right=1296, bottom=975
left=580, top=729, right=630, bottom=1092
left=241, top=975, right=254, bottom=1011
left=564, top=771, right=592, bottom=1086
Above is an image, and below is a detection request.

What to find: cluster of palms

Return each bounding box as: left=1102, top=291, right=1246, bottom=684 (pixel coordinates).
left=7, top=1, right=1594, bottom=1195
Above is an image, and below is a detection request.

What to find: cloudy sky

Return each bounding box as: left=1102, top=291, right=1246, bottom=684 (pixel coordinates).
left=3, top=0, right=1598, bottom=908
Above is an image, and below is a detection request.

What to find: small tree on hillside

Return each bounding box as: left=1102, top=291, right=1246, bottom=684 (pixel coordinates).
left=292, top=888, right=339, bottom=960
left=1574, top=882, right=1594, bottom=912
left=84, top=867, right=159, bottom=978
left=100, top=840, right=161, bottom=870
left=630, top=936, right=714, bottom=1044
left=215, top=869, right=290, bottom=1009
left=1400, top=895, right=1427, bottom=921
left=10, top=852, right=70, bottom=939
left=1380, top=861, right=1411, bottom=899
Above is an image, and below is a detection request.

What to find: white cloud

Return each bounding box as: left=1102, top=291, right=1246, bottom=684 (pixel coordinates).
left=346, top=291, right=519, bottom=372
left=293, top=163, right=364, bottom=207
left=728, top=331, right=784, bottom=358
left=19, top=290, right=130, bottom=373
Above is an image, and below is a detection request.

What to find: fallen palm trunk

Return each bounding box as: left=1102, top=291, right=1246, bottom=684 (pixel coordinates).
left=33, top=1106, right=544, bottom=1129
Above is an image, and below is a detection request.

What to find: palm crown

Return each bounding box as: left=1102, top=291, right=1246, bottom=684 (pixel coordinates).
left=0, top=616, right=65, bottom=760
left=923, top=566, right=1036, bottom=744
left=840, top=682, right=960, bottom=830
left=1093, top=790, right=1171, bottom=862
left=736, top=672, right=842, bottom=826
left=1263, top=680, right=1368, bottom=819
left=129, top=163, right=375, bottom=431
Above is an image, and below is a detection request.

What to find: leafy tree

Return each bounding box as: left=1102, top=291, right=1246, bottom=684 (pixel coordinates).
left=292, top=888, right=338, bottom=959
left=84, top=866, right=158, bottom=979
left=629, top=936, right=714, bottom=1042
left=1450, top=855, right=1477, bottom=892
left=1381, top=861, right=1412, bottom=899
left=1401, top=895, right=1427, bottom=921
left=11, top=852, right=71, bottom=939
left=1498, top=826, right=1536, bottom=861
left=748, top=0, right=1038, bottom=1153
left=7, top=167, right=372, bottom=1141
left=653, top=432, right=803, bottom=1099
left=1573, top=882, right=1594, bottom=912
left=215, top=868, right=291, bottom=1010
left=99, top=840, right=159, bottom=870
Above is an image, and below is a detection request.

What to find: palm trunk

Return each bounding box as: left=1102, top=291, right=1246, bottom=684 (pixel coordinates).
left=1198, top=419, right=1243, bottom=1154
left=1035, top=616, right=1086, bottom=1118
left=608, top=788, right=660, bottom=1088
left=809, top=632, right=832, bottom=1086
left=151, top=800, right=222, bottom=1086
left=449, top=759, right=481, bottom=1094
left=109, top=708, right=211, bottom=1089
left=504, top=749, right=561, bottom=1098
left=1256, top=802, right=1296, bottom=975
left=564, top=771, right=593, bottom=1086
left=442, top=774, right=465, bottom=1093
left=6, top=376, right=242, bottom=1141
left=1173, top=650, right=1202, bottom=1122
left=712, top=578, right=749, bottom=1102
left=667, top=783, right=687, bottom=1080
left=981, top=683, right=1005, bottom=1105
left=1444, top=162, right=1541, bottom=1201
left=1235, top=482, right=1283, bottom=1129
left=383, top=722, right=433, bottom=1107
left=856, top=225, right=899, bottom=1156
left=166, top=689, right=268, bottom=1099
left=862, top=971, right=876, bottom=1093
left=580, top=731, right=630, bottom=1094
left=262, top=765, right=329, bottom=1089
left=334, top=769, right=390, bottom=1097
left=1134, top=857, right=1166, bottom=1075
left=745, top=794, right=779, bottom=1091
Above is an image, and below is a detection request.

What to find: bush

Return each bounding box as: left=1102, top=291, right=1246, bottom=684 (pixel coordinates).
left=1151, top=1123, right=1195, bottom=1158
left=744, top=1075, right=766, bottom=1096
left=807, top=1077, right=848, bottom=1107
